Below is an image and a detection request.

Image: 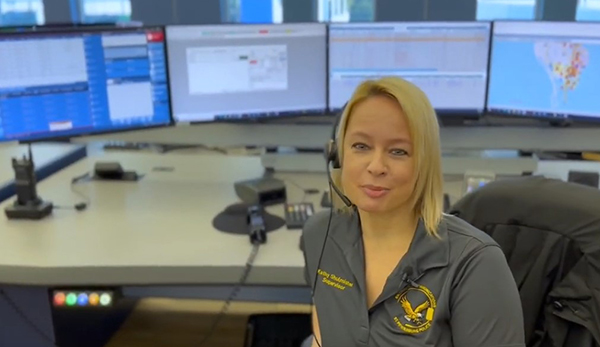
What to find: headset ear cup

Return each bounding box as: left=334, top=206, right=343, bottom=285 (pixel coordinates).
left=330, top=142, right=341, bottom=169
left=325, top=140, right=341, bottom=169
left=329, top=103, right=346, bottom=170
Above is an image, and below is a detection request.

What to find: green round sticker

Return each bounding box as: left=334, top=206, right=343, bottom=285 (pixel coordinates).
left=66, top=293, right=77, bottom=306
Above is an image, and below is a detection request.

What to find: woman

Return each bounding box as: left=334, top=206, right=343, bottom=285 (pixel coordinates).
left=301, top=77, right=525, bottom=347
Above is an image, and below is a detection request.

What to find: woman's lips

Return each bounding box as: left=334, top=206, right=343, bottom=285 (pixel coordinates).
left=361, top=185, right=390, bottom=199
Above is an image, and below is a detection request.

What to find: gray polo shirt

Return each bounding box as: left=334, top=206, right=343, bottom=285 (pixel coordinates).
left=301, top=210, right=525, bottom=347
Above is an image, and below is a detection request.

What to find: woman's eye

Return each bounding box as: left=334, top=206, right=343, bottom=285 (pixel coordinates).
left=390, top=149, right=408, bottom=156
left=351, top=143, right=369, bottom=150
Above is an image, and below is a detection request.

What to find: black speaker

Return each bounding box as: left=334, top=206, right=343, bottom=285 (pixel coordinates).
left=93, top=162, right=139, bottom=181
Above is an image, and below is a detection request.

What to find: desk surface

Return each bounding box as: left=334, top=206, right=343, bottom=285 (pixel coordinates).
left=0, top=152, right=329, bottom=287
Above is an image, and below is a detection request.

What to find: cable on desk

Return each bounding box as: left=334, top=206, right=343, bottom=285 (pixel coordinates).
left=198, top=242, right=261, bottom=347
left=53, top=173, right=92, bottom=212
left=70, top=174, right=92, bottom=205
left=0, top=289, right=60, bottom=347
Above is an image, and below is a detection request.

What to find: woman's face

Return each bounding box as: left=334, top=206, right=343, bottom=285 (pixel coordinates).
left=341, top=95, right=417, bottom=215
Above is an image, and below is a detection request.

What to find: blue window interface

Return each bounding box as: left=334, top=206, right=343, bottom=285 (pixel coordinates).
left=0, top=27, right=172, bottom=142
left=487, top=21, right=600, bottom=121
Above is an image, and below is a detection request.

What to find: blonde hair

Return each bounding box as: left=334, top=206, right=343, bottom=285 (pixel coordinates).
left=331, top=77, right=444, bottom=237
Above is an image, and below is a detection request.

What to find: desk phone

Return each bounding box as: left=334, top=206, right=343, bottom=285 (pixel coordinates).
left=284, top=202, right=314, bottom=229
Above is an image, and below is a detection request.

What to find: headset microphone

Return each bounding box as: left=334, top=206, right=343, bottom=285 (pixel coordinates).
left=326, top=162, right=352, bottom=207
left=325, top=104, right=353, bottom=208
left=332, top=181, right=352, bottom=207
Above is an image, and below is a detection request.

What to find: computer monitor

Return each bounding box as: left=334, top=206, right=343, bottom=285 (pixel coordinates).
left=165, top=23, right=327, bottom=123
left=0, top=26, right=172, bottom=142
left=328, top=22, right=492, bottom=116
left=487, top=21, right=599, bottom=121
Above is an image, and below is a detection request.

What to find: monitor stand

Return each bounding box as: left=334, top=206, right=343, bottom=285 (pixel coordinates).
left=4, top=144, right=53, bottom=220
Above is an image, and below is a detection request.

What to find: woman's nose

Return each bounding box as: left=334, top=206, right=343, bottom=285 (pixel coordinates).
left=366, top=151, right=387, bottom=176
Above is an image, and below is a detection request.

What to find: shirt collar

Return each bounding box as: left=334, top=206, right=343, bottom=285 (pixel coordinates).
left=328, top=210, right=450, bottom=276
left=327, top=210, right=450, bottom=310
left=402, top=217, right=450, bottom=277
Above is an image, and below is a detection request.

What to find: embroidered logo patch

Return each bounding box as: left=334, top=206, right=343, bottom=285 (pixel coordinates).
left=393, top=284, right=436, bottom=334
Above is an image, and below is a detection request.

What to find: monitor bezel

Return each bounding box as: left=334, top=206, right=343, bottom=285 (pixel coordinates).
left=326, top=20, right=493, bottom=118
left=164, top=22, right=330, bottom=125
left=0, top=25, right=174, bottom=144
left=485, top=20, right=600, bottom=124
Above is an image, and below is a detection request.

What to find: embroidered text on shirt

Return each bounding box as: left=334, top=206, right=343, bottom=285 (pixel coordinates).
left=317, top=269, right=354, bottom=291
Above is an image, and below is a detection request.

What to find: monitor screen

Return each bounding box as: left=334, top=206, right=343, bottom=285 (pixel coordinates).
left=487, top=21, right=599, bottom=121
left=166, top=23, right=327, bottom=123
left=0, top=26, right=172, bottom=142
left=328, top=22, right=491, bottom=115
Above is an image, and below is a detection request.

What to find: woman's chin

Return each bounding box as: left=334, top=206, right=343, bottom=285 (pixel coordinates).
left=354, top=200, right=388, bottom=214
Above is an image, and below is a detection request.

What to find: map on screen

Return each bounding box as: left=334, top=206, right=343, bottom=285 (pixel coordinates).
left=487, top=22, right=600, bottom=120
left=534, top=41, right=590, bottom=109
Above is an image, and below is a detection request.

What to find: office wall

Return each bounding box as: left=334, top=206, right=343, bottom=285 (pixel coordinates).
left=536, top=0, right=578, bottom=20
left=376, top=0, right=427, bottom=21
left=130, top=0, right=175, bottom=25
left=175, top=0, right=221, bottom=25
left=375, top=0, right=478, bottom=21
left=428, top=0, right=477, bottom=21
left=43, top=0, right=73, bottom=23
left=43, top=0, right=222, bottom=26
left=284, top=0, right=315, bottom=23
left=41, top=0, right=583, bottom=26
left=130, top=0, right=223, bottom=26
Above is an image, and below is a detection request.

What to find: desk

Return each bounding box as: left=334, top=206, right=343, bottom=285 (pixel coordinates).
left=0, top=151, right=465, bottom=347
left=0, top=152, right=327, bottom=347
left=0, top=143, right=87, bottom=203
left=0, top=152, right=319, bottom=287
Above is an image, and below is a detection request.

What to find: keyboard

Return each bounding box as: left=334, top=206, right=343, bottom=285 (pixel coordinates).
left=284, top=202, right=314, bottom=229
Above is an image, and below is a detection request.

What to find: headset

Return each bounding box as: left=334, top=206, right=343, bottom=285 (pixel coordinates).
left=311, top=105, right=354, bottom=347
left=324, top=104, right=353, bottom=208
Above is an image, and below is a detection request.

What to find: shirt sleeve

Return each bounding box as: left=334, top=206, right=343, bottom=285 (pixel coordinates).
left=450, top=244, right=526, bottom=347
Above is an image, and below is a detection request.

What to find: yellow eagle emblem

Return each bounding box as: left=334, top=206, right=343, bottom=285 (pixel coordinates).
left=400, top=296, right=430, bottom=325
left=394, top=284, right=437, bottom=334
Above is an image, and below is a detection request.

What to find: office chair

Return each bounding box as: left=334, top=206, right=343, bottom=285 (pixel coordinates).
left=449, top=176, right=600, bottom=347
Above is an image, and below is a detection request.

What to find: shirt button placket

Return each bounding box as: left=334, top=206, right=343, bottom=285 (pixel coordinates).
left=358, top=325, right=369, bottom=346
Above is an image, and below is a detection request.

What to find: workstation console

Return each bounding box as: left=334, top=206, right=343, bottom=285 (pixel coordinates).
left=1, top=19, right=600, bottom=347
left=0, top=25, right=173, bottom=219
